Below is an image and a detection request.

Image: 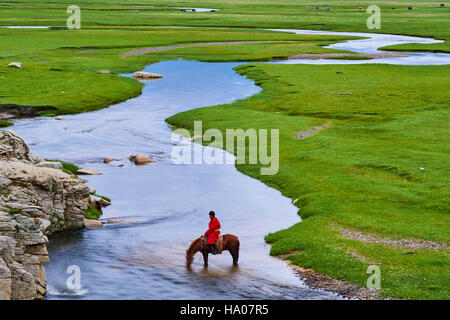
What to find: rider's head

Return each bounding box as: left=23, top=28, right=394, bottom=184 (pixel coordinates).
left=209, top=211, right=215, bottom=219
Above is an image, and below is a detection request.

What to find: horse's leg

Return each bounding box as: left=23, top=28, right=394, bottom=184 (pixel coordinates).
left=202, top=250, right=209, bottom=267
left=229, top=248, right=239, bottom=265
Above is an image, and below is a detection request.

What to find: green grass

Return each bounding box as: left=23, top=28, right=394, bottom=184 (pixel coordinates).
left=45, top=159, right=81, bottom=176
left=5, top=205, right=23, bottom=215
left=167, top=63, right=450, bottom=299
left=0, top=120, right=13, bottom=127
left=0, top=1, right=448, bottom=51
left=1, top=0, right=448, bottom=118
left=84, top=204, right=102, bottom=220
left=0, top=27, right=359, bottom=118
left=94, top=194, right=111, bottom=202
left=150, top=40, right=356, bottom=62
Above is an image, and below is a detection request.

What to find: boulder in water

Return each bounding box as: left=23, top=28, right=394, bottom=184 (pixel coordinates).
left=106, top=218, right=136, bottom=224
left=132, top=71, right=163, bottom=80
left=129, top=155, right=156, bottom=165
left=77, top=168, right=102, bottom=175
left=84, top=218, right=103, bottom=229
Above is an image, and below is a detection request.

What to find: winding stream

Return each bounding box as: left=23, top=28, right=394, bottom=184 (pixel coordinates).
left=10, top=28, right=449, bottom=299
left=269, top=29, right=449, bottom=65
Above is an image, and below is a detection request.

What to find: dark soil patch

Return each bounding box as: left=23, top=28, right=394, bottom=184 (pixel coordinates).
left=0, top=104, right=57, bottom=119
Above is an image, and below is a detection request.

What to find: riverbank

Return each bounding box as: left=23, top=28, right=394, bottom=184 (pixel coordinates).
left=275, top=252, right=383, bottom=300
left=166, top=63, right=450, bottom=299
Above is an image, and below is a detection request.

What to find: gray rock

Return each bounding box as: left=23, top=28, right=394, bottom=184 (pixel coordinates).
left=23, top=253, right=40, bottom=266
left=89, top=195, right=111, bottom=208
left=28, top=152, right=44, bottom=164
left=0, top=257, right=11, bottom=300
left=0, top=213, right=16, bottom=232
left=0, top=132, right=93, bottom=299
left=0, top=174, right=12, bottom=190
left=8, top=62, right=22, bottom=69
left=36, top=218, right=51, bottom=234
left=132, top=71, right=163, bottom=79
left=0, top=130, right=30, bottom=160
left=10, top=262, right=35, bottom=300
left=37, top=161, right=63, bottom=169
left=0, top=236, right=16, bottom=263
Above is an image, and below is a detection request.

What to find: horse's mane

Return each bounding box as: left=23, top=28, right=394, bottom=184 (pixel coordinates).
left=187, top=237, right=202, bottom=254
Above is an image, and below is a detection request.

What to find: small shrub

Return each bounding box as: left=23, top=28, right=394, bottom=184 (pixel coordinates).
left=84, top=204, right=102, bottom=220
left=0, top=120, right=13, bottom=128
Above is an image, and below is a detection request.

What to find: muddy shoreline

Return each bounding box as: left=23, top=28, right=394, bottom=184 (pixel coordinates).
left=0, top=104, right=56, bottom=120
left=275, top=253, right=386, bottom=300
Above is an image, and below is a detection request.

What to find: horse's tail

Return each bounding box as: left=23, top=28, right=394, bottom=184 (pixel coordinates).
left=224, top=234, right=239, bottom=265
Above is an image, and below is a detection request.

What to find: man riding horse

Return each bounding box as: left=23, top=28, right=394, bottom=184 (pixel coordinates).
left=203, top=211, right=220, bottom=255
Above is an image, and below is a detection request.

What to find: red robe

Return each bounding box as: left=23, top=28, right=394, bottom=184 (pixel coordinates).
left=204, top=217, right=221, bottom=244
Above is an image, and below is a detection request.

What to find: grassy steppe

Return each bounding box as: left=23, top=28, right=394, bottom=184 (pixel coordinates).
left=0, top=27, right=358, bottom=115
left=1, top=0, right=449, bottom=52
left=1, top=0, right=449, bottom=115
left=1, top=0, right=449, bottom=299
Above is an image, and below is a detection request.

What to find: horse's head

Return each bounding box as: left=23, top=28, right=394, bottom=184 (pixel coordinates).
left=186, top=237, right=203, bottom=267
left=186, top=250, right=194, bottom=267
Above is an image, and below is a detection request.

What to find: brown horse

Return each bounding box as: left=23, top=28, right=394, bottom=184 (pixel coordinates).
left=186, top=234, right=240, bottom=267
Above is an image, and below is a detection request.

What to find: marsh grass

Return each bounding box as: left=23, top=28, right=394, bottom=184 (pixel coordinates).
left=167, top=63, right=450, bottom=299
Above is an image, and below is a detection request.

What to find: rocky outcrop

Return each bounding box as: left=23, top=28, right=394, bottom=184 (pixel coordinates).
left=0, top=130, right=92, bottom=300
left=83, top=218, right=103, bottom=229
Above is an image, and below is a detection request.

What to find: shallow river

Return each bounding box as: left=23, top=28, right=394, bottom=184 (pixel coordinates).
left=10, top=28, right=450, bottom=299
